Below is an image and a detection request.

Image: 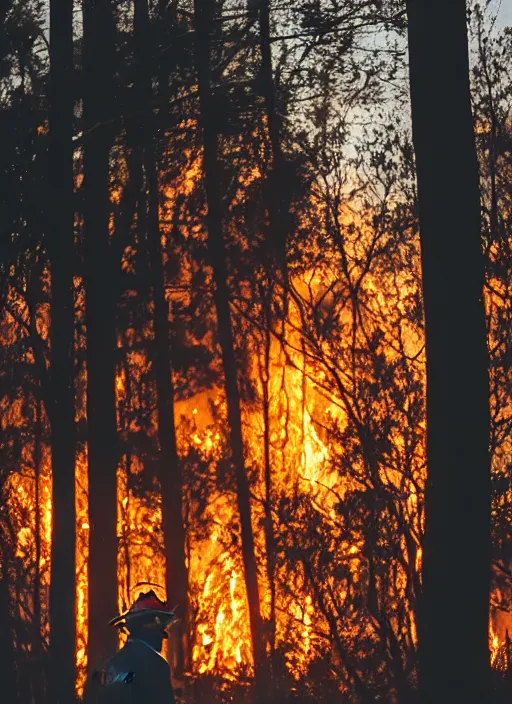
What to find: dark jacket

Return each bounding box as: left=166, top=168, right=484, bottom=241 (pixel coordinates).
left=82, top=639, right=176, bottom=704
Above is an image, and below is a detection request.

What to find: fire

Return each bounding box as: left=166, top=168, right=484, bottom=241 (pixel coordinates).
left=490, top=621, right=500, bottom=667
left=1, top=231, right=430, bottom=694
left=2, top=110, right=509, bottom=704
left=188, top=473, right=253, bottom=676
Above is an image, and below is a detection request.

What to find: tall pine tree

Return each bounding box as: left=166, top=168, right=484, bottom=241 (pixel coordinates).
left=83, top=0, right=119, bottom=671
left=48, top=0, right=77, bottom=699
left=406, top=1, right=491, bottom=701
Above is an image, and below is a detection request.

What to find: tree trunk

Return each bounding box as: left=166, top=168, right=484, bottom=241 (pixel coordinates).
left=257, top=4, right=282, bottom=659
left=83, top=0, right=119, bottom=671
left=261, top=298, right=276, bottom=658
left=0, top=522, right=17, bottom=703
left=133, top=0, right=189, bottom=677
left=33, top=398, right=45, bottom=703
left=406, top=2, right=491, bottom=702
left=193, top=0, right=266, bottom=695
left=258, top=0, right=287, bottom=272
left=34, top=399, right=42, bottom=650
left=48, top=0, right=77, bottom=699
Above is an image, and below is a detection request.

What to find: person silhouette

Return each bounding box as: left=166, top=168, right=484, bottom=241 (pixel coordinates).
left=82, top=590, right=177, bottom=703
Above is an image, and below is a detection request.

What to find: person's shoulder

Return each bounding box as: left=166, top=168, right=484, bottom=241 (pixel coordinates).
left=107, top=641, right=142, bottom=670
left=82, top=646, right=138, bottom=703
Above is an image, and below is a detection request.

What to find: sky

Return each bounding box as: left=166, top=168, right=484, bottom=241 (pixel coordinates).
left=493, top=0, right=512, bottom=28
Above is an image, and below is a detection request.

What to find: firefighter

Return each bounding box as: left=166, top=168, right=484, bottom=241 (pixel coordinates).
left=82, top=590, right=178, bottom=704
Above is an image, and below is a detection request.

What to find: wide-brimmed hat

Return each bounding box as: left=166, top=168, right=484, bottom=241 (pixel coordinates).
left=109, top=590, right=176, bottom=631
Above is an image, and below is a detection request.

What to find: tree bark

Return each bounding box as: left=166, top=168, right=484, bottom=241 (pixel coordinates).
left=0, top=522, right=17, bottom=703
left=258, top=0, right=287, bottom=271
left=193, top=0, right=266, bottom=694
left=261, top=298, right=276, bottom=658
left=406, top=2, right=491, bottom=702
left=48, top=0, right=77, bottom=699
left=83, top=0, right=119, bottom=671
left=133, top=0, right=189, bottom=677
left=257, top=4, right=282, bottom=659
left=33, top=398, right=45, bottom=703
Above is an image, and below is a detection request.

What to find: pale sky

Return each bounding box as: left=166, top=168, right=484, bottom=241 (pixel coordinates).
left=492, top=0, right=512, bottom=28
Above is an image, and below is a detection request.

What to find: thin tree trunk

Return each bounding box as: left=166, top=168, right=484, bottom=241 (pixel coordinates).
left=254, top=17, right=285, bottom=639
left=147, top=159, right=188, bottom=677
left=83, top=0, right=119, bottom=671
left=193, top=0, right=266, bottom=695
left=48, top=0, right=77, bottom=699
left=133, top=0, right=189, bottom=677
left=34, top=400, right=42, bottom=644
left=121, top=352, right=133, bottom=608
left=261, top=299, right=276, bottom=658
left=156, top=0, right=175, bottom=119
left=124, top=451, right=132, bottom=602
left=119, top=352, right=132, bottom=611
left=406, top=2, right=491, bottom=702
left=258, top=0, right=287, bottom=272
left=33, top=398, right=45, bottom=703
left=0, top=520, right=17, bottom=703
